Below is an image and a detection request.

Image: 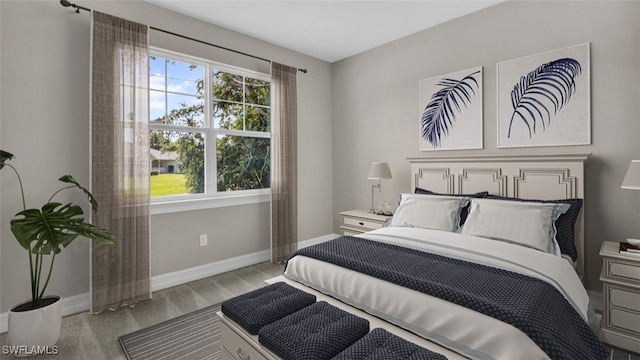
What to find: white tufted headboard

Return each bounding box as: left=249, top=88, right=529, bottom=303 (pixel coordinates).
left=407, top=154, right=591, bottom=279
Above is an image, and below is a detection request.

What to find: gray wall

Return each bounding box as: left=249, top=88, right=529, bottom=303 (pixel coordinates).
left=331, top=0, right=640, bottom=291
left=0, top=1, right=333, bottom=312
left=2, top=0, right=638, bottom=314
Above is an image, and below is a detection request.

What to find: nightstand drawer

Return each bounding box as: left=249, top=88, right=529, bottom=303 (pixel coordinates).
left=343, top=217, right=383, bottom=230
left=609, top=308, right=640, bottom=335
left=600, top=241, right=640, bottom=352
left=610, top=287, right=640, bottom=312
left=605, top=259, right=640, bottom=282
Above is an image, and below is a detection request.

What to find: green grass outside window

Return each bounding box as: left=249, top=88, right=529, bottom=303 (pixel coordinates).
left=151, top=174, right=188, bottom=197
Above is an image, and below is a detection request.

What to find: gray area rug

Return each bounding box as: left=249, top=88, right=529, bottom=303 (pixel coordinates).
left=119, top=304, right=221, bottom=360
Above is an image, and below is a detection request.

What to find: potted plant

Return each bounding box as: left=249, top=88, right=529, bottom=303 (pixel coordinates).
left=0, top=150, right=115, bottom=355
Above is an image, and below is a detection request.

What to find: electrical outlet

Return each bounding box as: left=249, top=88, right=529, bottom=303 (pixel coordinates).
left=199, top=234, right=207, bottom=247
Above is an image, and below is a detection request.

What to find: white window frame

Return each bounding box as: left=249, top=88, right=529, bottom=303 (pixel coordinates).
left=149, top=48, right=271, bottom=215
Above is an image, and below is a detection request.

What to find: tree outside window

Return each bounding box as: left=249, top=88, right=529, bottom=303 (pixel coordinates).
left=149, top=51, right=270, bottom=198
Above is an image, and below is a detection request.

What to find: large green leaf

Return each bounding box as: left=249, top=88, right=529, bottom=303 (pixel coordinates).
left=0, top=150, right=14, bottom=169
left=10, top=202, right=115, bottom=255
left=58, top=175, right=98, bottom=212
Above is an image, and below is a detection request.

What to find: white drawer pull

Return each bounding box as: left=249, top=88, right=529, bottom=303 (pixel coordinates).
left=343, top=217, right=383, bottom=230
left=237, top=348, right=251, bottom=360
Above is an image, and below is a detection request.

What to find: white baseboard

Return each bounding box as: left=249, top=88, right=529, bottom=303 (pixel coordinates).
left=59, top=292, right=92, bottom=316
left=151, top=249, right=271, bottom=291
left=151, top=233, right=338, bottom=292
left=0, top=233, right=338, bottom=334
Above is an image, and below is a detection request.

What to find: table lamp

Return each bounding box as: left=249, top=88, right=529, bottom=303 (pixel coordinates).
left=367, top=162, right=392, bottom=214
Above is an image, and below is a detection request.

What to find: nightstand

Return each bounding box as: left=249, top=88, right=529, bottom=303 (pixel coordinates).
left=340, top=210, right=392, bottom=235
left=599, top=241, right=640, bottom=353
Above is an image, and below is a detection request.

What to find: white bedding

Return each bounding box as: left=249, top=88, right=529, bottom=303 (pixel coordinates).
left=283, top=227, right=592, bottom=360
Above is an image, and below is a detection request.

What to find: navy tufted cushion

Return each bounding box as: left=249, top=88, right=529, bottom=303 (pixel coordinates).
left=221, top=282, right=316, bottom=335
left=258, top=301, right=370, bottom=360
left=415, top=188, right=488, bottom=226
left=486, top=195, right=583, bottom=261
left=333, top=328, right=447, bottom=360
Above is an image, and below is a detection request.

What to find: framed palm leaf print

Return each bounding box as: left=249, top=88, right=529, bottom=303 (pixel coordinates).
left=497, top=43, right=590, bottom=148
left=419, top=66, right=483, bottom=151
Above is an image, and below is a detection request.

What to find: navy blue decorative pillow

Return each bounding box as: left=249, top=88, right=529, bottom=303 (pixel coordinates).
left=485, top=195, right=583, bottom=261
left=414, top=188, right=488, bottom=226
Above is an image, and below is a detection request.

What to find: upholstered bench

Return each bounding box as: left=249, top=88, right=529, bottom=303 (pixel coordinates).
left=333, top=328, right=448, bottom=360
left=217, top=280, right=450, bottom=360
left=258, top=301, right=370, bottom=360
left=221, top=282, right=316, bottom=335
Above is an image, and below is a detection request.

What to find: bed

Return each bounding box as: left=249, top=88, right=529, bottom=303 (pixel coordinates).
left=275, top=154, right=609, bottom=360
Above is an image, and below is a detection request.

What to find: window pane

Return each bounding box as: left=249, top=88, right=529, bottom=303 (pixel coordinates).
left=166, top=94, right=204, bottom=127
left=149, top=90, right=166, bottom=123
left=150, top=130, right=205, bottom=197
left=217, top=135, right=270, bottom=191
left=168, top=78, right=201, bottom=97
left=213, top=101, right=243, bottom=130
left=245, top=105, right=270, bottom=132
left=245, top=77, right=270, bottom=106
left=149, top=56, right=165, bottom=91
left=212, top=70, right=243, bottom=103
left=166, top=60, right=204, bottom=97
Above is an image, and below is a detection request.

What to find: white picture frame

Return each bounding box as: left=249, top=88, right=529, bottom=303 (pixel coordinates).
left=419, top=66, right=483, bottom=151
left=497, top=43, right=590, bottom=148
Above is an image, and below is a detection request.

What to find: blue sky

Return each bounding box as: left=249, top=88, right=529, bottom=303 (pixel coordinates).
left=149, top=56, right=204, bottom=124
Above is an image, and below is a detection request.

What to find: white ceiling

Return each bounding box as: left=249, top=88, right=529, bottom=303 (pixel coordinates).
left=144, top=1, right=503, bottom=63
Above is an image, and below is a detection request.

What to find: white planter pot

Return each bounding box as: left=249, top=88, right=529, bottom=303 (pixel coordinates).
left=8, top=296, right=62, bottom=356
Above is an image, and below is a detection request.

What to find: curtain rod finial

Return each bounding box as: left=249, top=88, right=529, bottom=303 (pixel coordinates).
left=60, top=0, right=88, bottom=13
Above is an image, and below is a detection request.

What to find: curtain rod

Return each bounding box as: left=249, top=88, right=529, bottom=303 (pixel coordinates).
left=59, top=0, right=308, bottom=74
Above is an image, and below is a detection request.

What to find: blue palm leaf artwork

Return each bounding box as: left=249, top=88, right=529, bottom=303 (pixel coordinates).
left=421, top=70, right=480, bottom=148
left=508, top=58, right=582, bottom=138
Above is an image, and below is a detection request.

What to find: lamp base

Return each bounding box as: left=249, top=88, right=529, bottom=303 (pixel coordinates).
left=625, top=238, right=640, bottom=246
left=370, top=182, right=381, bottom=216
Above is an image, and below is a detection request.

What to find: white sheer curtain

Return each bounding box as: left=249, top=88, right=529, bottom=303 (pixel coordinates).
left=90, top=11, right=150, bottom=313
left=270, top=62, right=298, bottom=263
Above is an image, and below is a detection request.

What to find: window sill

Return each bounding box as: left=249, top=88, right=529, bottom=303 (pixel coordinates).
left=150, top=192, right=270, bottom=215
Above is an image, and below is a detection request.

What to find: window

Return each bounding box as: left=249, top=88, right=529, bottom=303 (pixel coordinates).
left=149, top=49, right=270, bottom=206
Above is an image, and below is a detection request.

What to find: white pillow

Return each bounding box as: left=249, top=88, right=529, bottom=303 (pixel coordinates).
left=461, top=198, right=570, bottom=254
left=389, top=193, right=469, bottom=232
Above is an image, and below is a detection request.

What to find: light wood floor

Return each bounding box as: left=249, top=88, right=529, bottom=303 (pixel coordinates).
left=1, top=261, right=638, bottom=360
left=0, top=261, right=284, bottom=360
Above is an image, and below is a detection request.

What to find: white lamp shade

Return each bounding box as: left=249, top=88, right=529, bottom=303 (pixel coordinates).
left=368, top=162, right=392, bottom=180
left=622, top=160, right=640, bottom=190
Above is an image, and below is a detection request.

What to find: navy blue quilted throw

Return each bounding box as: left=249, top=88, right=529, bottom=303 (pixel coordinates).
left=333, top=328, right=447, bottom=360
left=287, top=236, right=609, bottom=360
